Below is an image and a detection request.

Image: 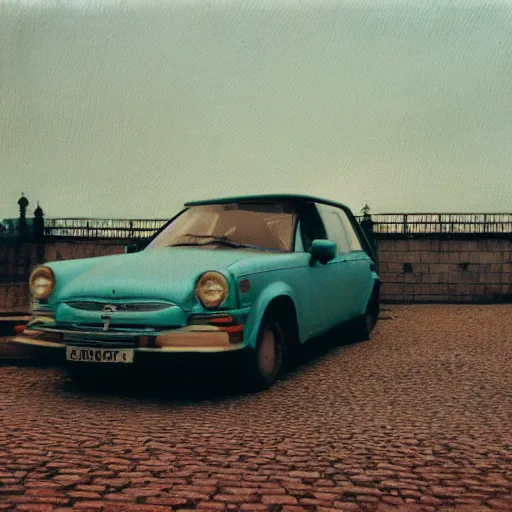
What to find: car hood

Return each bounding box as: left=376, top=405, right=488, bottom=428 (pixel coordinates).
left=50, top=247, right=253, bottom=308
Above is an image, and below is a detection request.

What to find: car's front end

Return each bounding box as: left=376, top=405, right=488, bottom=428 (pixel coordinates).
left=11, top=250, right=255, bottom=374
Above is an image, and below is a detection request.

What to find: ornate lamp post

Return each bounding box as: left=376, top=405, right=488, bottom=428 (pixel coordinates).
left=17, top=193, right=29, bottom=239
left=34, top=202, right=45, bottom=241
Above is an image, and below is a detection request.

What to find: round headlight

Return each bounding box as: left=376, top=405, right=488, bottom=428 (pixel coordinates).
left=196, top=271, right=229, bottom=309
left=29, top=266, right=55, bottom=299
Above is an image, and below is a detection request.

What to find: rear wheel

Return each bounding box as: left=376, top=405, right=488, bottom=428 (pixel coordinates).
left=350, top=288, right=379, bottom=342
left=245, top=315, right=287, bottom=391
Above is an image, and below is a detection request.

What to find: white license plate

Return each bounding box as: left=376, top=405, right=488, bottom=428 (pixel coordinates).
left=66, top=346, right=134, bottom=364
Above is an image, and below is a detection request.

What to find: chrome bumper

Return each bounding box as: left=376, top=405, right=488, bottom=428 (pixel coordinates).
left=11, top=324, right=245, bottom=354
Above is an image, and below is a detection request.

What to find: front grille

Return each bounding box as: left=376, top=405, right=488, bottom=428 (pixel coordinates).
left=78, top=323, right=157, bottom=330
left=63, top=333, right=138, bottom=348
left=65, top=301, right=173, bottom=312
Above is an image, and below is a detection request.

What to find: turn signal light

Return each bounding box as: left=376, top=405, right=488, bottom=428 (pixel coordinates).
left=239, top=279, right=251, bottom=294
left=218, top=324, right=244, bottom=344
left=208, top=315, right=233, bottom=326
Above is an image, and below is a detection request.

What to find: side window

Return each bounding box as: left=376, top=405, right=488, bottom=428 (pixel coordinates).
left=297, top=204, right=326, bottom=252
left=316, top=204, right=351, bottom=254
left=337, top=209, right=363, bottom=252
left=294, top=220, right=305, bottom=252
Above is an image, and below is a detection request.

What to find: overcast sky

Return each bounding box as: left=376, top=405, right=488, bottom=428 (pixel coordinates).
left=1, top=0, right=511, bottom=220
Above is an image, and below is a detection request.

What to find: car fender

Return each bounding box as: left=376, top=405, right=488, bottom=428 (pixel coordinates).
left=243, top=281, right=302, bottom=350
left=358, top=270, right=381, bottom=316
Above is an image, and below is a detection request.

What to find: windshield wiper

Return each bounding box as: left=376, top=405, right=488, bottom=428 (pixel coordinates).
left=181, top=233, right=227, bottom=240
left=170, top=235, right=272, bottom=252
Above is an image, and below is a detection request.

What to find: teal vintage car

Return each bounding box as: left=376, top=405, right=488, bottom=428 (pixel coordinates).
left=12, top=195, right=380, bottom=390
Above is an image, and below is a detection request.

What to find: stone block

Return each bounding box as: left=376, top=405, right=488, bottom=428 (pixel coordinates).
left=460, top=284, right=477, bottom=296
left=436, top=253, right=451, bottom=264
left=482, top=239, right=511, bottom=252
left=468, top=252, right=502, bottom=264
left=378, top=251, right=393, bottom=263
left=430, top=263, right=460, bottom=274
left=423, top=273, right=442, bottom=284
left=447, top=272, right=463, bottom=284
left=462, top=272, right=481, bottom=284
left=502, top=284, right=512, bottom=295
left=44, top=246, right=57, bottom=262
left=421, top=252, right=439, bottom=264
left=379, top=273, right=400, bottom=283
left=448, top=252, right=469, bottom=264
left=486, top=284, right=503, bottom=296
left=430, top=294, right=453, bottom=302
left=406, top=252, right=422, bottom=263
left=413, top=284, right=430, bottom=295
left=448, top=283, right=462, bottom=295
left=388, top=240, right=409, bottom=251
left=457, top=241, right=479, bottom=252
left=502, top=272, right=512, bottom=284
left=377, top=241, right=395, bottom=251
left=404, top=273, right=422, bottom=283
left=379, top=262, right=403, bottom=273
left=439, top=240, right=467, bottom=252
left=381, top=283, right=404, bottom=295
left=430, top=283, right=449, bottom=295
left=408, top=240, right=431, bottom=251
left=465, top=284, right=487, bottom=296
left=458, top=251, right=470, bottom=262
left=384, top=251, right=409, bottom=263
left=404, top=283, right=415, bottom=295
left=412, top=295, right=436, bottom=302
left=438, top=273, right=453, bottom=284
left=479, top=273, right=502, bottom=284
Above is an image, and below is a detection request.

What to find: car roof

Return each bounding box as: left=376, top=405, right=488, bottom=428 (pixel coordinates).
left=184, top=194, right=352, bottom=212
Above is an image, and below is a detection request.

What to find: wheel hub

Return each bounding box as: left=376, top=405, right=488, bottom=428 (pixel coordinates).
left=258, top=328, right=277, bottom=378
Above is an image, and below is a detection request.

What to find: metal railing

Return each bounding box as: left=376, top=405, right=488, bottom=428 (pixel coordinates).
left=364, top=213, right=512, bottom=235
left=2, top=213, right=512, bottom=240
left=42, top=218, right=168, bottom=239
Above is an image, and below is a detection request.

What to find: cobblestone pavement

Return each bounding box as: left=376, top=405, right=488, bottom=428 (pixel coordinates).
left=1, top=305, right=512, bottom=512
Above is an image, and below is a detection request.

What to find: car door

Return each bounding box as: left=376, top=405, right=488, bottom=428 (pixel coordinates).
left=334, top=207, right=375, bottom=318
left=297, top=203, right=353, bottom=335
left=313, top=203, right=362, bottom=326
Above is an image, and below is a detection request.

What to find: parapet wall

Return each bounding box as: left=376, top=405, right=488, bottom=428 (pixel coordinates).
left=378, top=238, right=512, bottom=303
left=0, top=240, right=125, bottom=313
left=1, top=236, right=511, bottom=312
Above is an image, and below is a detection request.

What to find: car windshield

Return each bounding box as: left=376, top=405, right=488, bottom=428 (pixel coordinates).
left=146, top=202, right=297, bottom=253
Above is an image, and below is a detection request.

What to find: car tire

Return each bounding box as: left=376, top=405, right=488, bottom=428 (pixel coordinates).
left=350, top=293, right=379, bottom=342
left=245, top=314, right=287, bottom=392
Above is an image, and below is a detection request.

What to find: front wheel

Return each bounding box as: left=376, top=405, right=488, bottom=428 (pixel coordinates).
left=244, top=315, right=287, bottom=391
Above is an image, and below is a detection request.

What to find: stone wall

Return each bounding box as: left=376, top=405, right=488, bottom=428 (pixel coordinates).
left=378, top=238, right=512, bottom=303
left=1, top=236, right=512, bottom=312
left=0, top=240, right=125, bottom=313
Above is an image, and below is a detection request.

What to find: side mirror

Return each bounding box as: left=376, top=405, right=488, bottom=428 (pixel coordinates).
left=124, top=243, right=139, bottom=254
left=310, top=239, right=337, bottom=264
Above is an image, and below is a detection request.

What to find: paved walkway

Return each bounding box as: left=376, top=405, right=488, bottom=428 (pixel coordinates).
left=0, top=305, right=511, bottom=511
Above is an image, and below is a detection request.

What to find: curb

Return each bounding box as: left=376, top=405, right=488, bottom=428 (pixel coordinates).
left=0, top=317, right=33, bottom=362
left=0, top=337, right=38, bottom=363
